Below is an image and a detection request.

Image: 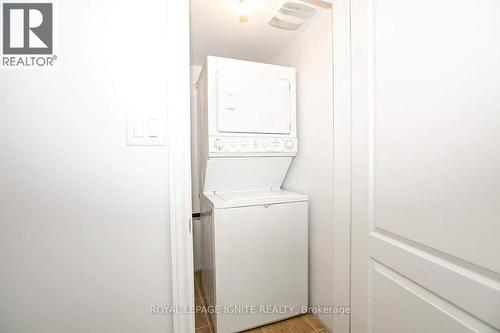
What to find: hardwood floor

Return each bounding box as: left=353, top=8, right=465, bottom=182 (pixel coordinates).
left=194, top=272, right=327, bottom=333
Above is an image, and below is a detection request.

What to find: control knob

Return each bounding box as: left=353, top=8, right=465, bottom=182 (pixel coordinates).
left=285, top=140, right=295, bottom=151
left=213, top=138, right=224, bottom=151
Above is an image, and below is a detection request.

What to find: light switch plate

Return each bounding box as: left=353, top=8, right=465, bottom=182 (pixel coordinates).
left=127, top=113, right=166, bottom=146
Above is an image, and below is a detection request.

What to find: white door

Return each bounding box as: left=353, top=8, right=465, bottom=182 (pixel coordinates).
left=217, top=73, right=291, bottom=134
left=350, top=0, right=500, bottom=332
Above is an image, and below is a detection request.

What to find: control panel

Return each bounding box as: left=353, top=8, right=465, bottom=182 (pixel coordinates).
left=209, top=136, right=297, bottom=155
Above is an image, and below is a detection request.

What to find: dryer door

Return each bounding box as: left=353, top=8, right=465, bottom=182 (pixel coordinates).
left=216, top=72, right=291, bottom=134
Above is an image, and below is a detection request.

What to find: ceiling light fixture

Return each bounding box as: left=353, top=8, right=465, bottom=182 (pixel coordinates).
left=226, top=0, right=261, bottom=23
left=237, top=0, right=250, bottom=23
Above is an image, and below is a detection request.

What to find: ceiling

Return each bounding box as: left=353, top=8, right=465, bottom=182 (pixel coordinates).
left=190, top=0, right=331, bottom=66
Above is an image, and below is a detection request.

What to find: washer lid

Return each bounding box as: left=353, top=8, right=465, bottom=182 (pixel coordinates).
left=204, top=189, right=308, bottom=209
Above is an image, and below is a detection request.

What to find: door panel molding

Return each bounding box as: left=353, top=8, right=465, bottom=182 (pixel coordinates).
left=372, top=228, right=500, bottom=290
left=373, top=261, right=498, bottom=333
left=370, top=230, right=500, bottom=329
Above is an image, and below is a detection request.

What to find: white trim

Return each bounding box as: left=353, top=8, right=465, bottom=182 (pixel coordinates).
left=167, top=0, right=195, bottom=332
left=332, top=0, right=352, bottom=332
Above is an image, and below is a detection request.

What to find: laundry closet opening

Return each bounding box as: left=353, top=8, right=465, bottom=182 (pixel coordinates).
left=189, top=0, right=334, bottom=331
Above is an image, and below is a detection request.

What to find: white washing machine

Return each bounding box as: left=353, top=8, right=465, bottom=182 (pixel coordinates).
left=197, top=57, right=308, bottom=333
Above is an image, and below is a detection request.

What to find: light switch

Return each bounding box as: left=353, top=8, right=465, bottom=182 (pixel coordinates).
left=148, top=119, right=159, bottom=137
left=134, top=119, right=145, bottom=137
left=225, top=91, right=237, bottom=110
left=127, top=113, right=166, bottom=146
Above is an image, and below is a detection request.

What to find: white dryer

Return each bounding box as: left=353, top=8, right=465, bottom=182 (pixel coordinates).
left=197, top=56, right=298, bottom=193
left=197, top=57, right=308, bottom=333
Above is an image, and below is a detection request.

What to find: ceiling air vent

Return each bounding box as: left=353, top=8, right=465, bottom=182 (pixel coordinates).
left=269, top=1, right=317, bottom=30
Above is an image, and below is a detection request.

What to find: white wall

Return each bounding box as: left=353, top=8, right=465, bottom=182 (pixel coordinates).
left=0, top=1, right=173, bottom=332
left=271, top=11, right=334, bottom=331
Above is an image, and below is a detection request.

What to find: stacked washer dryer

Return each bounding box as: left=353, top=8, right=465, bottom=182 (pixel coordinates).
left=196, top=56, right=308, bottom=333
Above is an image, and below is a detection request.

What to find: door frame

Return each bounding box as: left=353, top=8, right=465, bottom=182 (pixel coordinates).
left=332, top=0, right=352, bottom=332
left=168, top=0, right=355, bottom=332
left=167, top=0, right=195, bottom=332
